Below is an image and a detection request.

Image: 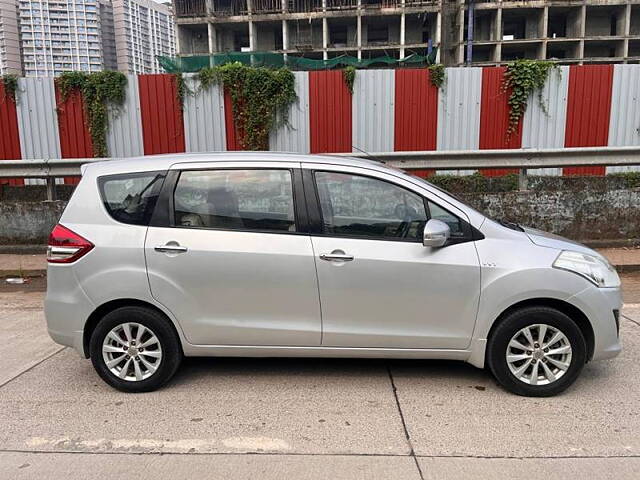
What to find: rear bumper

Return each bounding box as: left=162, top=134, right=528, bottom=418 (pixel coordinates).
left=567, top=285, right=622, bottom=361
left=47, top=327, right=85, bottom=355
left=44, top=265, right=96, bottom=357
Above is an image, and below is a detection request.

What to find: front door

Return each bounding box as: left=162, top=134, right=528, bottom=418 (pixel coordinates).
left=306, top=166, right=481, bottom=350
left=146, top=165, right=321, bottom=346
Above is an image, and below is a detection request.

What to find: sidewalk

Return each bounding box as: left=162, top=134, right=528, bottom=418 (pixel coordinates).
left=1, top=247, right=639, bottom=277
left=0, top=254, right=47, bottom=277
left=595, top=247, right=640, bottom=273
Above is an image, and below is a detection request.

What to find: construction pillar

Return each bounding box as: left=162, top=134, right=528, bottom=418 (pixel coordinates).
left=435, top=10, right=442, bottom=63
left=400, top=0, right=406, bottom=59
left=457, top=5, right=465, bottom=64
left=175, top=25, right=182, bottom=54
left=577, top=4, right=586, bottom=63
left=540, top=6, right=548, bottom=60
left=249, top=21, right=257, bottom=51
left=357, top=15, right=362, bottom=59
left=283, top=20, right=289, bottom=56
left=282, top=0, right=289, bottom=58
left=208, top=23, right=217, bottom=53
left=494, top=6, right=502, bottom=63
left=207, top=23, right=217, bottom=66
left=623, top=3, right=631, bottom=60
left=247, top=0, right=257, bottom=51
left=322, top=0, right=329, bottom=61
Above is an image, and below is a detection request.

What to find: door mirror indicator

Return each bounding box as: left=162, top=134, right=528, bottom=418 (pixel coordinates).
left=423, top=219, right=450, bottom=248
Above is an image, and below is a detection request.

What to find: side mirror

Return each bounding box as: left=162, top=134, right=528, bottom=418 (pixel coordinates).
left=423, top=219, right=450, bottom=248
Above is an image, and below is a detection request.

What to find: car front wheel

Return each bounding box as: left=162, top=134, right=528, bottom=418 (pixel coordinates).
left=487, top=306, right=587, bottom=397
left=90, top=306, right=182, bottom=392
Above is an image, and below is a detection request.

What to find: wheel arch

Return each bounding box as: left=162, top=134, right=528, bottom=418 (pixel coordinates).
left=83, top=298, right=183, bottom=358
left=486, top=298, right=595, bottom=362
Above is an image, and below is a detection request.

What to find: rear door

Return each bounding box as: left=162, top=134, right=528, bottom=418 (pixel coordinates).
left=145, top=161, right=322, bottom=346
left=304, top=163, right=481, bottom=350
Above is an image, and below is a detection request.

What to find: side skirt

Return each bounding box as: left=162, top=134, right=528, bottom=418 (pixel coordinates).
left=182, top=344, right=474, bottom=363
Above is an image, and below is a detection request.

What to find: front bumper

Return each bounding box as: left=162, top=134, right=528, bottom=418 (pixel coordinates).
left=567, top=285, right=622, bottom=361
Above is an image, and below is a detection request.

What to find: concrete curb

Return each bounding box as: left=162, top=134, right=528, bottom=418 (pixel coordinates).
left=1, top=270, right=46, bottom=278
left=0, top=245, right=47, bottom=255
left=583, top=239, right=640, bottom=249
left=615, top=265, right=640, bottom=274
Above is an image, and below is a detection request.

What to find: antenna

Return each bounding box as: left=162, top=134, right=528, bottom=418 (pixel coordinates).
left=351, top=146, right=385, bottom=164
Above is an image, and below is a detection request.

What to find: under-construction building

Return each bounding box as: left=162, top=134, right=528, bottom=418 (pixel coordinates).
left=172, top=0, right=640, bottom=66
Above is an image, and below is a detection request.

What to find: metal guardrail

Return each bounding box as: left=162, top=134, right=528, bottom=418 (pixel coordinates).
left=348, top=146, right=640, bottom=169
left=346, top=146, right=640, bottom=190
left=0, top=158, right=103, bottom=201
left=0, top=146, right=639, bottom=200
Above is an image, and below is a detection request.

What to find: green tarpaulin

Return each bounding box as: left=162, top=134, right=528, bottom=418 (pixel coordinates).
left=158, top=50, right=438, bottom=73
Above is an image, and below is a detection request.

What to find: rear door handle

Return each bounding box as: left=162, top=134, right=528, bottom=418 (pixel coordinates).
left=155, top=244, right=188, bottom=253
left=320, top=253, right=354, bottom=262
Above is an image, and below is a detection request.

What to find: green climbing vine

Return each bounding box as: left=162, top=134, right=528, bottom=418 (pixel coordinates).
left=342, top=66, right=356, bottom=94
left=0, top=74, right=19, bottom=103
left=196, top=62, right=297, bottom=150
left=503, top=59, right=558, bottom=138
left=56, top=71, right=127, bottom=158
left=173, top=73, right=189, bottom=109
left=427, top=64, right=445, bottom=89
left=197, top=66, right=218, bottom=91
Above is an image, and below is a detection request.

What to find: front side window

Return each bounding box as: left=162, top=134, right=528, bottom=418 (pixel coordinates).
left=174, top=169, right=296, bottom=233
left=99, top=171, right=165, bottom=226
left=314, top=171, right=428, bottom=241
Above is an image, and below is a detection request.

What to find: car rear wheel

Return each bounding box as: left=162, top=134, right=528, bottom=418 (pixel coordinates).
left=90, top=306, right=182, bottom=392
left=487, top=306, right=587, bottom=397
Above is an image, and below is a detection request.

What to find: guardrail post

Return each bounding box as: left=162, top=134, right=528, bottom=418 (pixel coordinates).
left=46, top=177, right=56, bottom=201
left=518, top=168, right=528, bottom=191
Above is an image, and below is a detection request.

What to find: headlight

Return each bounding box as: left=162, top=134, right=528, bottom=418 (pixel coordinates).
left=553, top=250, right=620, bottom=288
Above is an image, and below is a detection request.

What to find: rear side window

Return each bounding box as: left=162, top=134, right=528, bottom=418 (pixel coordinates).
left=98, top=171, right=166, bottom=226
left=173, top=169, right=296, bottom=233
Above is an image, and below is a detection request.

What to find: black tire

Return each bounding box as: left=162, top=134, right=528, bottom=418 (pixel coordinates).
left=487, top=306, right=587, bottom=397
left=90, top=306, right=182, bottom=393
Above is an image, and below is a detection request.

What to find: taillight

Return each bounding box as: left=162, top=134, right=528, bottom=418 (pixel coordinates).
left=47, top=224, right=94, bottom=264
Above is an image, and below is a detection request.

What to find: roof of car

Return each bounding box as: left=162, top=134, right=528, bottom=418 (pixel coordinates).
left=83, top=152, right=385, bottom=176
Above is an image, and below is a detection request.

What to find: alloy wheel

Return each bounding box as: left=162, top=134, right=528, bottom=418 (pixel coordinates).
left=102, top=322, right=163, bottom=382
left=506, top=323, right=573, bottom=386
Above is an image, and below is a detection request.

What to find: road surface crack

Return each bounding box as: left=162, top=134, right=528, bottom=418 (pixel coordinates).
left=622, top=314, right=640, bottom=327
left=0, top=347, right=66, bottom=389
left=387, top=364, right=424, bottom=480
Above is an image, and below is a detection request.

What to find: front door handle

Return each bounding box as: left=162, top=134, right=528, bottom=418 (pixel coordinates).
left=320, top=252, right=354, bottom=262
left=155, top=244, right=188, bottom=254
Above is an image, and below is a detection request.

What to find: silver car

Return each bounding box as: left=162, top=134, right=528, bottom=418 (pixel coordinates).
left=45, top=153, right=622, bottom=396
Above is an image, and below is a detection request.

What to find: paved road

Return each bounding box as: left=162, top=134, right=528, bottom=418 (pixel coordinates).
left=1, top=282, right=639, bottom=479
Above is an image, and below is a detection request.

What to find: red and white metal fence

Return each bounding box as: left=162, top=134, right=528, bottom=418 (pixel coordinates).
left=1, top=65, right=639, bottom=183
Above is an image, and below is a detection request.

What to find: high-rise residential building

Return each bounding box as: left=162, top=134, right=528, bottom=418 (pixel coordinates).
left=113, top=0, right=176, bottom=74
left=18, top=0, right=106, bottom=77
left=0, top=0, right=177, bottom=77
left=0, top=0, right=21, bottom=74
left=173, top=0, right=640, bottom=66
